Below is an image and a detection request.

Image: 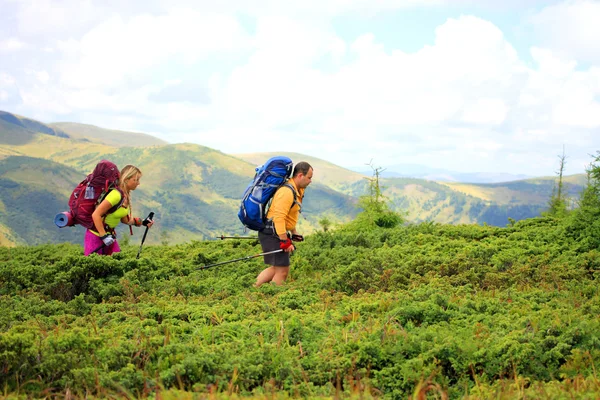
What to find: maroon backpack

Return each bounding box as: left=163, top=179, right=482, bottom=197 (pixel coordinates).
left=55, top=160, right=124, bottom=230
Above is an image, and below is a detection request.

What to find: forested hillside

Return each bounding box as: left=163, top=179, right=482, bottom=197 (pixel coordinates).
left=380, top=177, right=585, bottom=226
left=2, top=155, right=600, bottom=397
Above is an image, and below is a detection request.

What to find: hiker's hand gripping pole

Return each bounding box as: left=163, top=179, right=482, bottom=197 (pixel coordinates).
left=199, top=249, right=283, bottom=270
left=91, top=234, right=115, bottom=254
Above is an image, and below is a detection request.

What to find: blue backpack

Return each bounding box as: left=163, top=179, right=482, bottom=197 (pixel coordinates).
left=238, top=156, right=294, bottom=231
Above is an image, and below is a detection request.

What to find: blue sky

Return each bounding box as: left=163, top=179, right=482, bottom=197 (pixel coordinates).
left=1, top=0, right=599, bottom=177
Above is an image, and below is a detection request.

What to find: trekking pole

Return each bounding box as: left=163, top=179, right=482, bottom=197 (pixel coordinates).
left=136, top=212, right=155, bottom=259
left=199, top=249, right=283, bottom=270
left=218, top=235, right=258, bottom=240
left=91, top=243, right=106, bottom=254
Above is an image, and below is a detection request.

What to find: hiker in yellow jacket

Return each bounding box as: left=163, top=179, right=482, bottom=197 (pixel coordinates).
left=255, top=161, right=313, bottom=287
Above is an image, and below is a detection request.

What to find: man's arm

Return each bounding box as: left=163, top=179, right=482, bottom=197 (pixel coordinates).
left=269, top=187, right=294, bottom=238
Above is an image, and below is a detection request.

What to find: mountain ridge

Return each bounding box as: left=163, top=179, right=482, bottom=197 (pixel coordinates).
left=50, top=121, right=168, bottom=148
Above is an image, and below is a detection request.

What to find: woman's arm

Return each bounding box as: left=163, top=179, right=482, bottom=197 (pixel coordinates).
left=121, top=215, right=141, bottom=226
left=91, top=200, right=114, bottom=236
left=120, top=215, right=154, bottom=228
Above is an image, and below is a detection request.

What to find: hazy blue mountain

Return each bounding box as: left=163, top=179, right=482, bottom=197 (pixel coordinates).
left=349, top=163, right=532, bottom=183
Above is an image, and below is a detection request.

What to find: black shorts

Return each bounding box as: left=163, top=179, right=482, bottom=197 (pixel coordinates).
left=258, top=225, right=290, bottom=267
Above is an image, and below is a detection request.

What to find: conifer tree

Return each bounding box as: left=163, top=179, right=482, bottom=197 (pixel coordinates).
left=546, top=146, right=568, bottom=217
left=355, top=161, right=404, bottom=228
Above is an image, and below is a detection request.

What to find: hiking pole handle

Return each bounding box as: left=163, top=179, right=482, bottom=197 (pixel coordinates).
left=143, top=212, right=155, bottom=226
left=199, top=249, right=283, bottom=270
left=137, top=211, right=155, bottom=259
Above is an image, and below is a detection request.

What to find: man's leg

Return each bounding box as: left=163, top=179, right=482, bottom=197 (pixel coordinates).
left=255, top=266, right=276, bottom=287
left=272, top=266, right=289, bottom=285
left=256, top=225, right=290, bottom=287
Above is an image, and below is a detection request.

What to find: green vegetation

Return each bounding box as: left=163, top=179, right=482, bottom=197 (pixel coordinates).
left=1, top=161, right=600, bottom=399
left=353, top=165, right=403, bottom=229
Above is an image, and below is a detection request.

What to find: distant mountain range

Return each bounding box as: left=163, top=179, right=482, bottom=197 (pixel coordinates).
left=350, top=164, right=532, bottom=183
left=0, top=109, right=588, bottom=247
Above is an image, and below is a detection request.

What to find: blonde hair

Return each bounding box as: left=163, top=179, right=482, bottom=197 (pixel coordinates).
left=119, top=165, right=142, bottom=216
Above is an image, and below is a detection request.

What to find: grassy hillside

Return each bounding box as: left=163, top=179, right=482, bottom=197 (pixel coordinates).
left=0, top=110, right=69, bottom=139
left=0, top=142, right=360, bottom=246
left=1, top=132, right=117, bottom=171
left=0, top=156, right=84, bottom=246
left=0, top=221, right=19, bottom=247
left=376, top=175, right=586, bottom=226
left=0, top=118, right=39, bottom=146
left=51, top=121, right=168, bottom=147
left=1, top=111, right=117, bottom=171
left=440, top=174, right=587, bottom=205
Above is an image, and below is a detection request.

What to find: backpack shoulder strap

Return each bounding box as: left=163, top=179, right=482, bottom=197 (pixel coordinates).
left=282, top=183, right=301, bottom=212
left=101, top=187, right=125, bottom=214
left=112, top=187, right=125, bottom=212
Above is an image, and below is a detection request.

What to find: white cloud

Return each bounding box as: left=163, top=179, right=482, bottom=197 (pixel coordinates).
left=0, top=38, right=26, bottom=52
left=530, top=47, right=577, bottom=78
left=153, top=0, right=444, bottom=18
left=58, top=9, right=251, bottom=89
left=26, top=70, right=50, bottom=84
left=2, top=1, right=600, bottom=176
left=519, top=47, right=600, bottom=129
left=461, top=99, right=509, bottom=125
left=0, top=73, right=16, bottom=86
left=213, top=14, right=523, bottom=151
left=530, top=0, right=600, bottom=64
left=14, top=0, right=103, bottom=36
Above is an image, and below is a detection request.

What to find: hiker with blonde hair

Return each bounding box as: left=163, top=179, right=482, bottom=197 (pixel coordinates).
left=84, top=164, right=154, bottom=256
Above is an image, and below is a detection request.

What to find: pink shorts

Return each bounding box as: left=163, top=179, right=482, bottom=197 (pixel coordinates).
left=84, top=230, right=121, bottom=256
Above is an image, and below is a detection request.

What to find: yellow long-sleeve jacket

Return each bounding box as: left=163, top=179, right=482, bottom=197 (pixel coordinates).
left=266, top=179, right=304, bottom=236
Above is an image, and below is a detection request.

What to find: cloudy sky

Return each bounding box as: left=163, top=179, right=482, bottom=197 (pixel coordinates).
left=1, top=0, right=599, bottom=176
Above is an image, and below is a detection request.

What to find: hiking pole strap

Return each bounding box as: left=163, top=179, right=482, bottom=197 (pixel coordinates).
left=200, top=249, right=283, bottom=270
